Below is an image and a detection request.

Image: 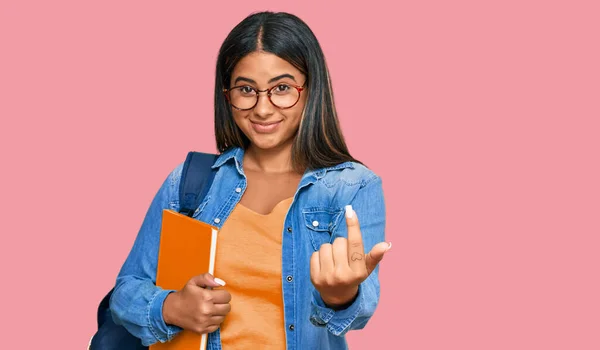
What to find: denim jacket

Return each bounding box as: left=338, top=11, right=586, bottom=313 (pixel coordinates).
left=110, top=147, right=386, bottom=350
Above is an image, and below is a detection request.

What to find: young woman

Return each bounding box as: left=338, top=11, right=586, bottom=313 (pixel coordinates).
left=109, top=11, right=391, bottom=350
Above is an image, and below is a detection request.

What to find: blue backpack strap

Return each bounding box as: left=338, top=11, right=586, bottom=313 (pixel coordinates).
left=178, top=151, right=218, bottom=217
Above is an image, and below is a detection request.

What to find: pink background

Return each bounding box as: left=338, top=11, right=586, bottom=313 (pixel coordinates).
left=1, top=1, right=599, bottom=349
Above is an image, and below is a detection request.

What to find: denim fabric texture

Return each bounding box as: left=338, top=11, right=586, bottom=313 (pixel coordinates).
left=110, top=147, right=386, bottom=349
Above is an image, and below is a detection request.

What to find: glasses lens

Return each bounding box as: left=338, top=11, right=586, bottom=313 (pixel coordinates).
left=270, top=84, right=300, bottom=108
left=229, top=86, right=257, bottom=110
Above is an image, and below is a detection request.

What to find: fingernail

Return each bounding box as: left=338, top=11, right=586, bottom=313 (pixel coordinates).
left=386, top=242, right=392, bottom=251
left=345, top=205, right=354, bottom=219
left=214, top=278, right=226, bottom=286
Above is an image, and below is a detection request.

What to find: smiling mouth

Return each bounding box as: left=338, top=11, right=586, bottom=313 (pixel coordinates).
left=251, top=120, right=282, bottom=126
left=250, top=120, right=282, bottom=133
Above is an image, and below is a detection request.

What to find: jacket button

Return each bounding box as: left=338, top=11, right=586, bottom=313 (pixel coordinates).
left=287, top=227, right=292, bottom=233
left=214, top=218, right=221, bottom=224
left=235, top=187, right=241, bottom=193
left=286, top=275, right=293, bottom=282
left=312, top=220, right=319, bottom=227
left=289, top=324, right=295, bottom=331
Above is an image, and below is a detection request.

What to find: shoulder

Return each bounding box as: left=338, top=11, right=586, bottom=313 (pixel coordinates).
left=165, top=162, right=185, bottom=187
left=151, top=161, right=185, bottom=205
left=319, top=161, right=381, bottom=188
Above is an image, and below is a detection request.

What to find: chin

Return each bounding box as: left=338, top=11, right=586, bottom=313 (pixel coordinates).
left=247, top=132, right=293, bottom=151
left=250, top=138, right=281, bottom=150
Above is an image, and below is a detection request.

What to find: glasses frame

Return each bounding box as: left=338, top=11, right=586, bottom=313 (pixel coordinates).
left=223, top=83, right=305, bottom=111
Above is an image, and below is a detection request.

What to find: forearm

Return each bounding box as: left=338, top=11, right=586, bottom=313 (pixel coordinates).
left=110, top=275, right=182, bottom=346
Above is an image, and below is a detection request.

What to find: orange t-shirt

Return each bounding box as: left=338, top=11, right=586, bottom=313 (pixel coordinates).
left=214, top=198, right=293, bottom=349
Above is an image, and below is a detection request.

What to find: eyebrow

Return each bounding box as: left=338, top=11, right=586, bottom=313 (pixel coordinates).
left=234, top=73, right=297, bottom=85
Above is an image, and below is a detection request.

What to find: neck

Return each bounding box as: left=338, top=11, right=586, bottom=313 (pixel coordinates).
left=244, top=142, right=298, bottom=174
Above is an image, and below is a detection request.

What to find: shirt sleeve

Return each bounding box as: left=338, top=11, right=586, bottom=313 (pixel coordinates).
left=109, top=163, right=184, bottom=346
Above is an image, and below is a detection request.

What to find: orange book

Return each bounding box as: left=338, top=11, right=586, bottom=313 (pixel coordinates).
left=150, top=209, right=218, bottom=350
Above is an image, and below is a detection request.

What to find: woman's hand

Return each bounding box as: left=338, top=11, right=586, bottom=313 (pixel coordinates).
left=162, top=273, right=231, bottom=334
left=310, top=205, right=391, bottom=308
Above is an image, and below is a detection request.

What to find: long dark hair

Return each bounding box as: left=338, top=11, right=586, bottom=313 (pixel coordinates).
left=214, top=11, right=361, bottom=171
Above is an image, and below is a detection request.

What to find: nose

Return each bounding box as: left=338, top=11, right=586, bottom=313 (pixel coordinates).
left=253, top=90, right=275, bottom=119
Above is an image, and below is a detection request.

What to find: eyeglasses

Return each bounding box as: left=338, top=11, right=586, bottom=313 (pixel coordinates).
left=223, top=83, right=305, bottom=111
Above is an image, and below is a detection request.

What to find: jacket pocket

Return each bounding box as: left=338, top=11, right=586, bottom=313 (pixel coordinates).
left=302, top=207, right=344, bottom=251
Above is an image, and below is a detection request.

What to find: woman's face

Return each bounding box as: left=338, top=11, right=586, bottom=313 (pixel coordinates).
left=229, top=51, right=307, bottom=152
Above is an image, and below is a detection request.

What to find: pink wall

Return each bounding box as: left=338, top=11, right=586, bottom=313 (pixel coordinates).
left=1, top=1, right=598, bottom=349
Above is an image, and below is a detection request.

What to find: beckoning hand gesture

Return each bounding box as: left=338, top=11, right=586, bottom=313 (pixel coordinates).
left=310, top=205, right=392, bottom=308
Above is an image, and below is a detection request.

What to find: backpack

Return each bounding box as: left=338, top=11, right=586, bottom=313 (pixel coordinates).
left=89, top=152, right=218, bottom=350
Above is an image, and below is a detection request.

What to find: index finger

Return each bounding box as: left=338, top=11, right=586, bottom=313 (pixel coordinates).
left=345, top=205, right=365, bottom=268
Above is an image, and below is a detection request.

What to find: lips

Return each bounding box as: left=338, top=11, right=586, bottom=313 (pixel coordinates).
left=250, top=120, right=282, bottom=134
left=252, top=120, right=280, bottom=126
